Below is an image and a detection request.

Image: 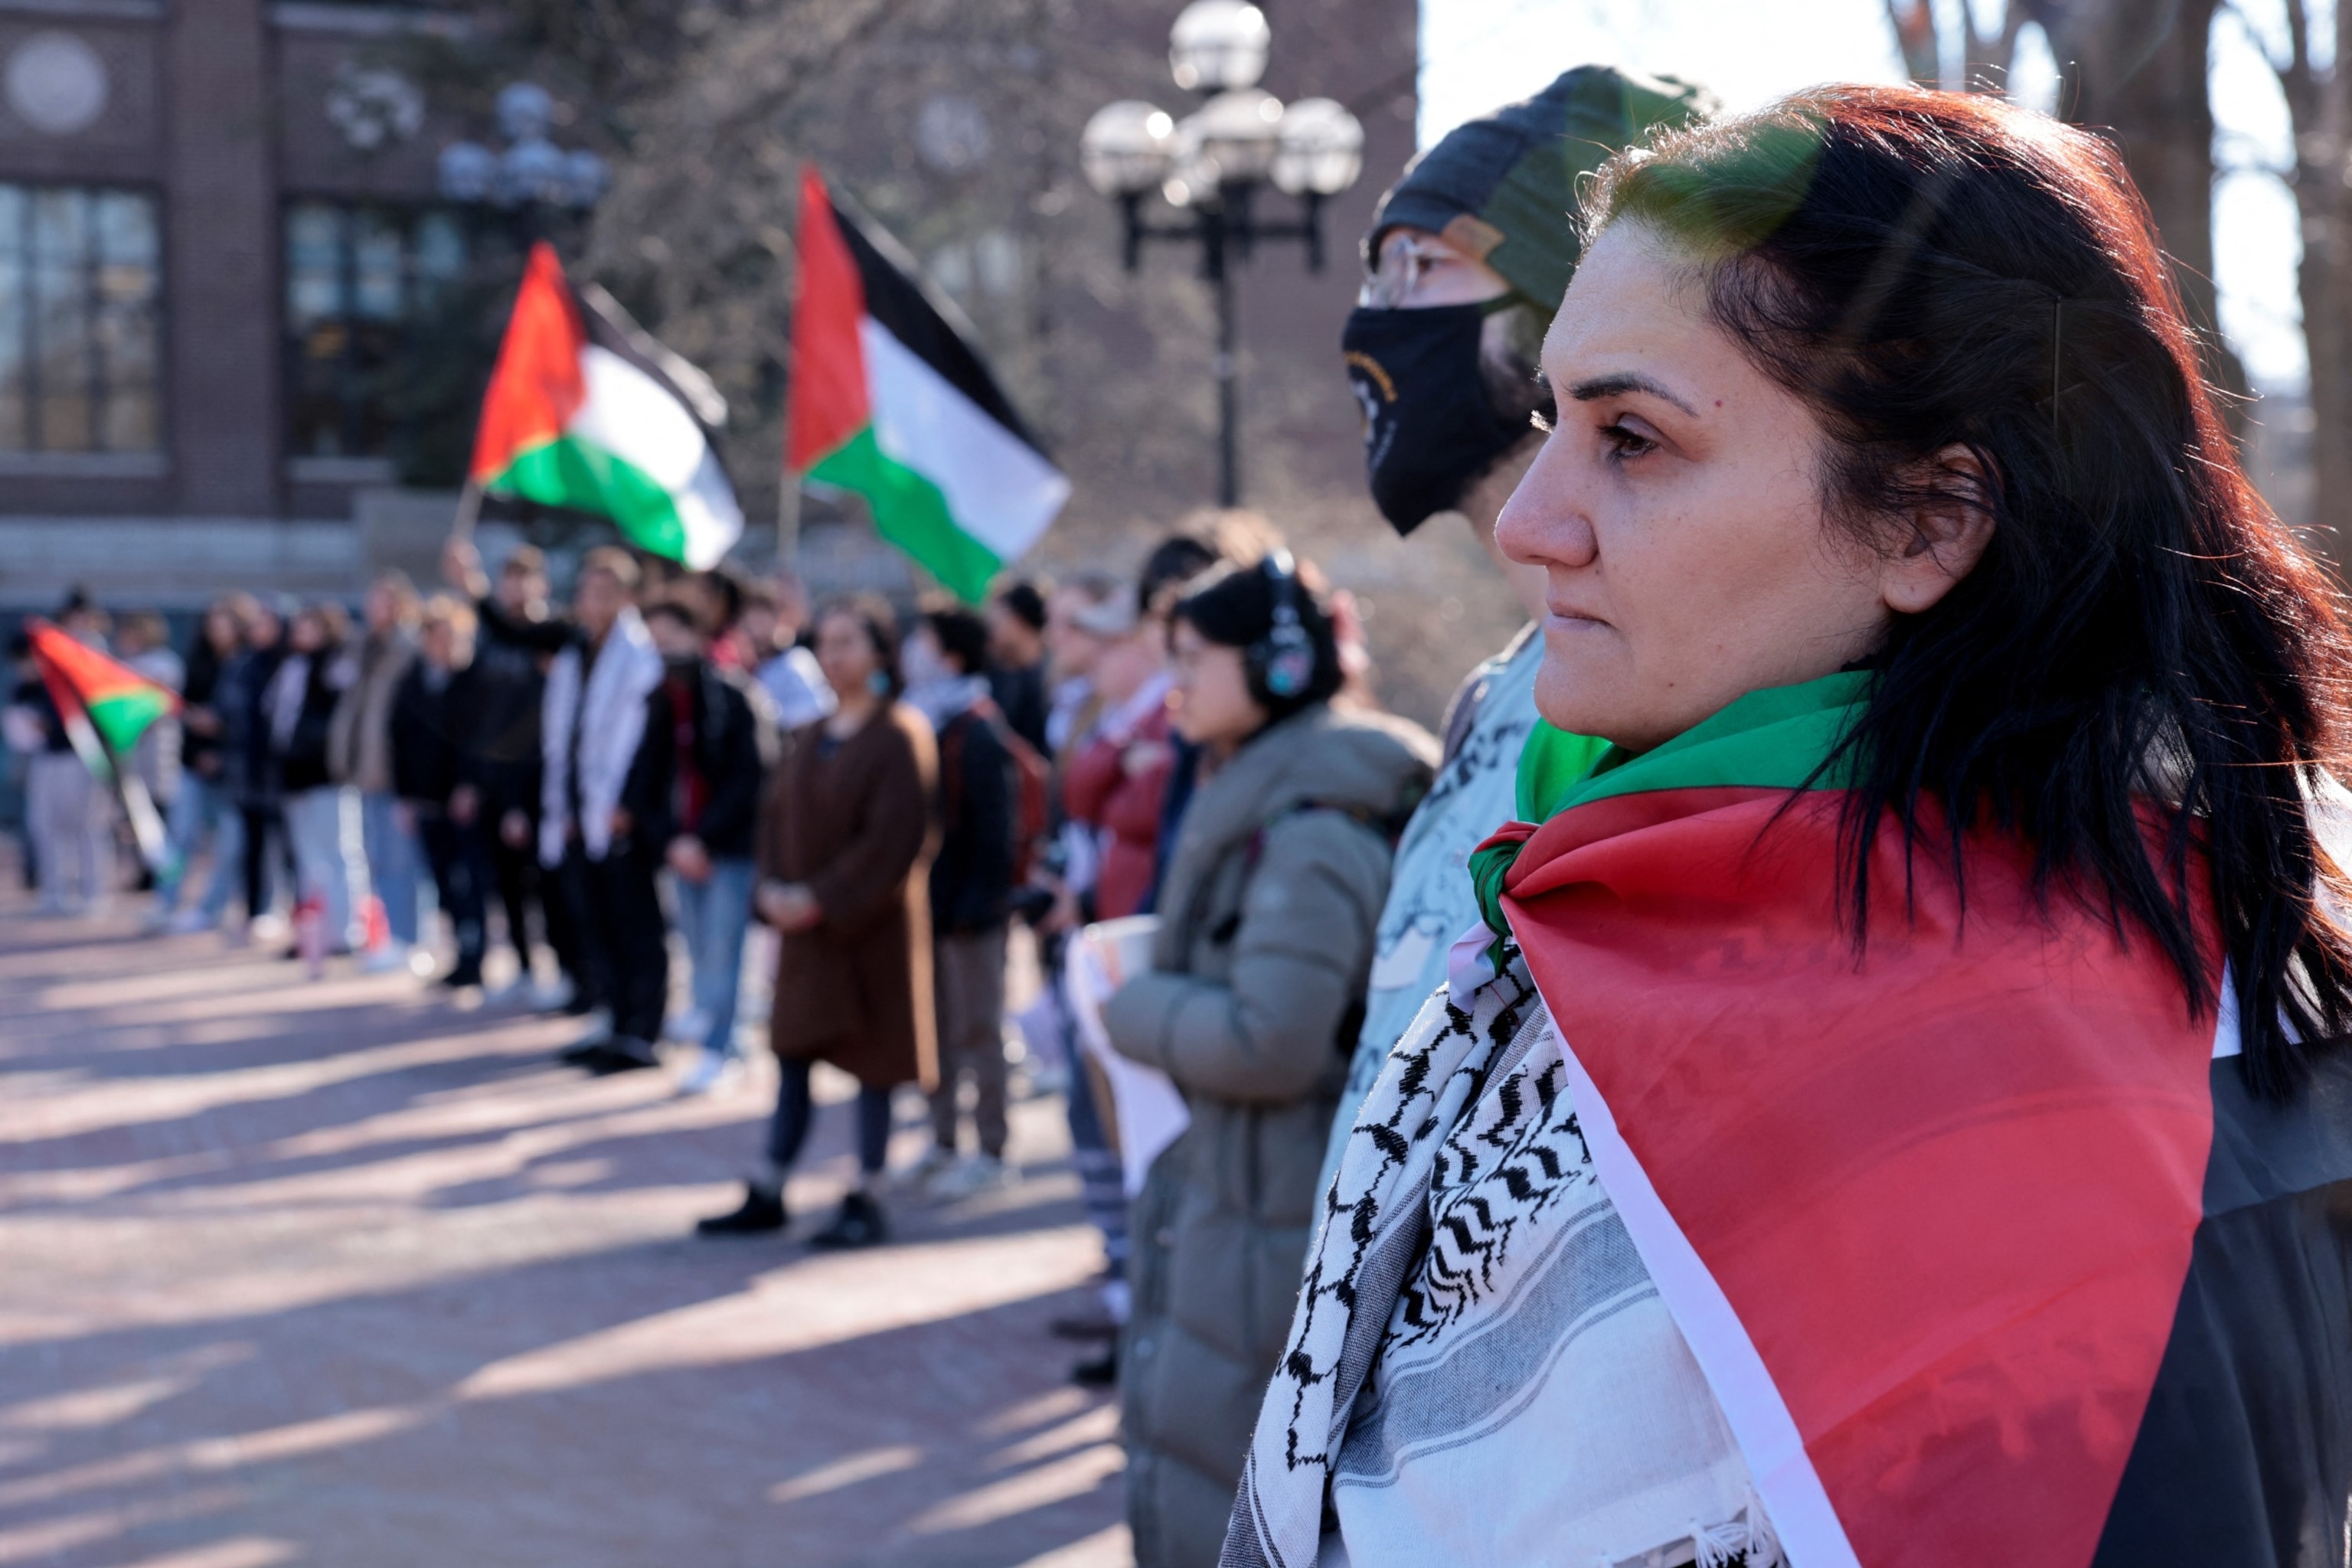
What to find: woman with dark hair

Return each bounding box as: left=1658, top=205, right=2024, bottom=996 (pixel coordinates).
left=1233, top=87, right=2352, bottom=1568
left=699, top=596, right=937, bottom=1249
left=1106, top=555, right=1435, bottom=1568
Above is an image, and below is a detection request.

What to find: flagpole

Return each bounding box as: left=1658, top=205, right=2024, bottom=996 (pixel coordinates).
left=777, top=472, right=802, bottom=566
left=452, top=479, right=482, bottom=542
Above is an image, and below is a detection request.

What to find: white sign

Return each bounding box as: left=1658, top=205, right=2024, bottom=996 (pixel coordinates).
left=1063, top=916, right=1191, bottom=1198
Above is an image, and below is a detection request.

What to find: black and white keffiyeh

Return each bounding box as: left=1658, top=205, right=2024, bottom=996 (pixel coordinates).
left=1223, top=950, right=1777, bottom=1568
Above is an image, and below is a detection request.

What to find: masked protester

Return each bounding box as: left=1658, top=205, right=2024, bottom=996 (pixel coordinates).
left=1320, top=67, right=1711, bottom=1191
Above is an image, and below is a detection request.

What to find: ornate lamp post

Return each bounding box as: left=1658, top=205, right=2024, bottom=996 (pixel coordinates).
left=436, top=83, right=609, bottom=232
left=1080, top=1, right=1364, bottom=506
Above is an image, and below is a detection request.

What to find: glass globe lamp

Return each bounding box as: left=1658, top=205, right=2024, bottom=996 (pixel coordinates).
left=1187, top=88, right=1283, bottom=186
left=1269, top=97, right=1364, bottom=197
left=1080, top=100, right=1177, bottom=198
left=1168, top=0, right=1270, bottom=93
left=436, top=140, right=498, bottom=203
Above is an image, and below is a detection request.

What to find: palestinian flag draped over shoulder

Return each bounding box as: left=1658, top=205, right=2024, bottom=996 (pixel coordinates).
left=470, top=242, right=744, bottom=569
left=786, top=167, right=1070, bottom=603
left=1479, top=673, right=2352, bottom=1567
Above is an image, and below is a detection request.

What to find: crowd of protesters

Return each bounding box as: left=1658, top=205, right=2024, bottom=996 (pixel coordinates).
left=15, top=60, right=2352, bottom=1568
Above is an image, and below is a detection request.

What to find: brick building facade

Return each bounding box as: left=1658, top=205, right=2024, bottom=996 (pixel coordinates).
left=0, top=0, right=482, bottom=606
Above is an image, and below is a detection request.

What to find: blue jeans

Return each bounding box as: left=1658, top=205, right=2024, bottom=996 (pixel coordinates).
left=672, top=856, right=756, bottom=1057
left=160, top=774, right=237, bottom=913
left=360, top=791, right=420, bottom=947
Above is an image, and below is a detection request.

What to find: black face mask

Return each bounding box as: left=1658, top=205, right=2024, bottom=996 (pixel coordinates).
left=1343, top=302, right=1528, bottom=537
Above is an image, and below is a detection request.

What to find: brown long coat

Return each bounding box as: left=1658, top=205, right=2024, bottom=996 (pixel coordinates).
left=759, top=702, right=938, bottom=1090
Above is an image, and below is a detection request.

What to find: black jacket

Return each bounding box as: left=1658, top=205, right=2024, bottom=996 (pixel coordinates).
left=390, top=662, right=482, bottom=809
left=658, top=658, right=775, bottom=862
left=989, top=660, right=1050, bottom=757
left=931, top=704, right=1015, bottom=934
left=269, top=651, right=346, bottom=795
left=472, top=596, right=570, bottom=820
left=8, top=678, right=67, bottom=753
left=180, top=637, right=227, bottom=777
left=218, top=644, right=283, bottom=805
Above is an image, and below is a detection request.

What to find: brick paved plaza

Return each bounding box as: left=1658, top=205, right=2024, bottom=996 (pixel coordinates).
left=0, top=887, right=1130, bottom=1567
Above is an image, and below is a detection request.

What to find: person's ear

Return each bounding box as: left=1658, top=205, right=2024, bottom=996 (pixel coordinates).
left=1880, top=444, right=1995, bottom=616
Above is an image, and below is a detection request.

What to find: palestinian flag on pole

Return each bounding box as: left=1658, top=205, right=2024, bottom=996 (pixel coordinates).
left=786, top=167, right=1069, bottom=603
left=27, top=619, right=174, bottom=867
left=469, top=241, right=743, bottom=569
left=1478, top=672, right=2352, bottom=1566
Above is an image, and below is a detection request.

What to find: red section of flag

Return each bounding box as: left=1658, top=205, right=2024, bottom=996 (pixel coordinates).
left=1503, top=788, right=2215, bottom=1567
left=25, top=620, right=169, bottom=713
left=784, top=165, right=872, bottom=473
left=469, top=241, right=587, bottom=486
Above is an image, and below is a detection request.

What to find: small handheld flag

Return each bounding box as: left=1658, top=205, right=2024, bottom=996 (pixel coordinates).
left=26, top=620, right=175, bottom=869
left=469, top=242, right=745, bottom=569
left=787, top=168, right=1070, bottom=603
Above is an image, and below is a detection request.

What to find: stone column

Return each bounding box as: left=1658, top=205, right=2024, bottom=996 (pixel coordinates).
left=165, top=0, right=276, bottom=516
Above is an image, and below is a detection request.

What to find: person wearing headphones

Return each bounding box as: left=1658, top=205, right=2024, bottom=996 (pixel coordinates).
left=1319, top=67, right=1713, bottom=1191
left=1100, top=554, right=1436, bottom=1568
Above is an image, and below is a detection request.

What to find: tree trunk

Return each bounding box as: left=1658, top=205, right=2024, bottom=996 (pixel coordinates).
left=2041, top=0, right=2250, bottom=427
left=2287, top=5, right=2352, bottom=570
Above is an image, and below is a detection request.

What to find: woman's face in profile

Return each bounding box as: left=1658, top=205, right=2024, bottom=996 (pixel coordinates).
left=1167, top=619, right=1265, bottom=752
left=1495, top=224, right=1896, bottom=753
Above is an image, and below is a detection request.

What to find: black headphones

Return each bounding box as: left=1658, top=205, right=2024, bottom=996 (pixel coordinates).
left=1246, top=549, right=1319, bottom=707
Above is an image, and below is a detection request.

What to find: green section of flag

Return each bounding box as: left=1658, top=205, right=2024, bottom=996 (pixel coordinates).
left=84, top=688, right=174, bottom=758
left=808, top=426, right=1004, bottom=603
left=485, top=433, right=688, bottom=562
left=1515, top=670, right=1874, bottom=822
left=1476, top=670, right=1875, bottom=958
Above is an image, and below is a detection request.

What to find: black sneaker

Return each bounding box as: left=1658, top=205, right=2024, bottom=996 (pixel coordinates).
left=808, top=1191, right=888, bottom=1250
left=439, top=967, right=485, bottom=990
left=695, top=1185, right=786, bottom=1236
left=1071, top=1343, right=1119, bottom=1387
left=585, top=1037, right=661, bottom=1075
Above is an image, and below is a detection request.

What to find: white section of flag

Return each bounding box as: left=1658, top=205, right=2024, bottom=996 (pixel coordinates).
left=568, top=344, right=744, bottom=568
left=860, top=317, right=1070, bottom=561
left=1544, top=1018, right=1863, bottom=1568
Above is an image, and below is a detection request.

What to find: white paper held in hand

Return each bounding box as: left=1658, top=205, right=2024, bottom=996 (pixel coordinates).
left=1064, top=915, right=1191, bottom=1197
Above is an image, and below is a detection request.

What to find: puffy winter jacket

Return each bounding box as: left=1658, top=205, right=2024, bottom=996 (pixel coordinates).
left=1103, top=701, right=1435, bottom=1568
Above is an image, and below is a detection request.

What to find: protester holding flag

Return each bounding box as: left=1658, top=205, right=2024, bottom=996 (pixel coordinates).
left=6, top=636, right=101, bottom=913
left=16, top=611, right=186, bottom=916
left=786, top=168, right=1068, bottom=602
left=1231, top=87, right=2352, bottom=1568
left=444, top=538, right=577, bottom=1007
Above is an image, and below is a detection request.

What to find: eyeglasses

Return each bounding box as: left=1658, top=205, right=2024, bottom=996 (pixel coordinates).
left=1360, top=233, right=1462, bottom=308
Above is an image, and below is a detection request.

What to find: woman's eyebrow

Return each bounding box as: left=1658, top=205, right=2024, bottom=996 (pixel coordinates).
left=1568, top=371, right=1697, bottom=416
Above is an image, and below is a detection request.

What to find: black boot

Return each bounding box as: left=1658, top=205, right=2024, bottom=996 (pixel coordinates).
left=808, top=1190, right=888, bottom=1250
left=1071, top=1343, right=1119, bottom=1388
left=585, top=1037, right=661, bottom=1075
left=696, top=1184, right=786, bottom=1236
